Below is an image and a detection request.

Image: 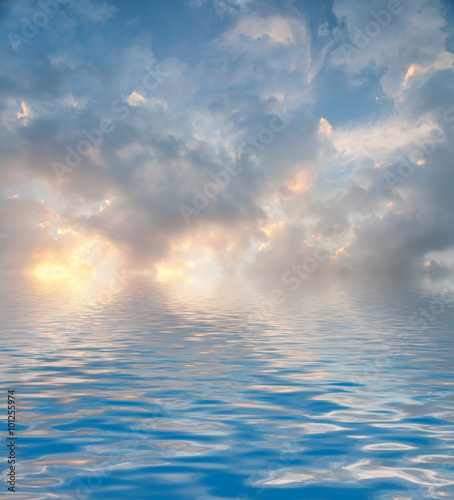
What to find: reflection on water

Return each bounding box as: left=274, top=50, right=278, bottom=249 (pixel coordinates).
left=0, top=275, right=454, bottom=499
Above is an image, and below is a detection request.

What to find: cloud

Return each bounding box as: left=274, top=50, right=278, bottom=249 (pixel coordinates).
left=224, top=16, right=309, bottom=46
left=331, top=0, right=453, bottom=100
left=67, top=0, right=118, bottom=23
left=423, top=257, right=453, bottom=280
left=0, top=196, right=104, bottom=277
left=1, top=0, right=453, bottom=284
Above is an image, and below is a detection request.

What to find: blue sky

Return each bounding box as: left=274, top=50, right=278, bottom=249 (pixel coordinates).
left=0, top=0, right=453, bottom=283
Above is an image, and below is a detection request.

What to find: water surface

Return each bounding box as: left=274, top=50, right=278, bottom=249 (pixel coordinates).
left=1, top=275, right=453, bottom=499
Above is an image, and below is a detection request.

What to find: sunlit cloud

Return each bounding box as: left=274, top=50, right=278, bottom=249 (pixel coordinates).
left=318, top=117, right=332, bottom=137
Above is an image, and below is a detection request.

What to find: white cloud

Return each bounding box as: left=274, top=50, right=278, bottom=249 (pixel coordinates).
left=225, top=16, right=309, bottom=46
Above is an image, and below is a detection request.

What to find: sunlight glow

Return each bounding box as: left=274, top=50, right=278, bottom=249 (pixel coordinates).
left=31, top=229, right=103, bottom=282
left=32, top=261, right=97, bottom=282
left=155, top=262, right=195, bottom=281
left=33, top=264, right=70, bottom=280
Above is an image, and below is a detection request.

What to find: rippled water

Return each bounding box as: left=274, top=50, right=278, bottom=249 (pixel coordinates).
left=1, top=274, right=454, bottom=499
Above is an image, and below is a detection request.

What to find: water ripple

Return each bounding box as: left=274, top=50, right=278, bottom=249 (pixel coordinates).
left=0, top=276, right=453, bottom=499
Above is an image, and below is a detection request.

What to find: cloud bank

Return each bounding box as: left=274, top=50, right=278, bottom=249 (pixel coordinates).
left=0, top=0, right=453, bottom=282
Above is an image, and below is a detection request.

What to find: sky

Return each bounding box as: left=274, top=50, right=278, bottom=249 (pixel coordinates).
left=0, top=0, right=453, bottom=284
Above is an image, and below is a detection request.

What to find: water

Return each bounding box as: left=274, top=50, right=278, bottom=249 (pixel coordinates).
left=1, top=275, right=454, bottom=499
